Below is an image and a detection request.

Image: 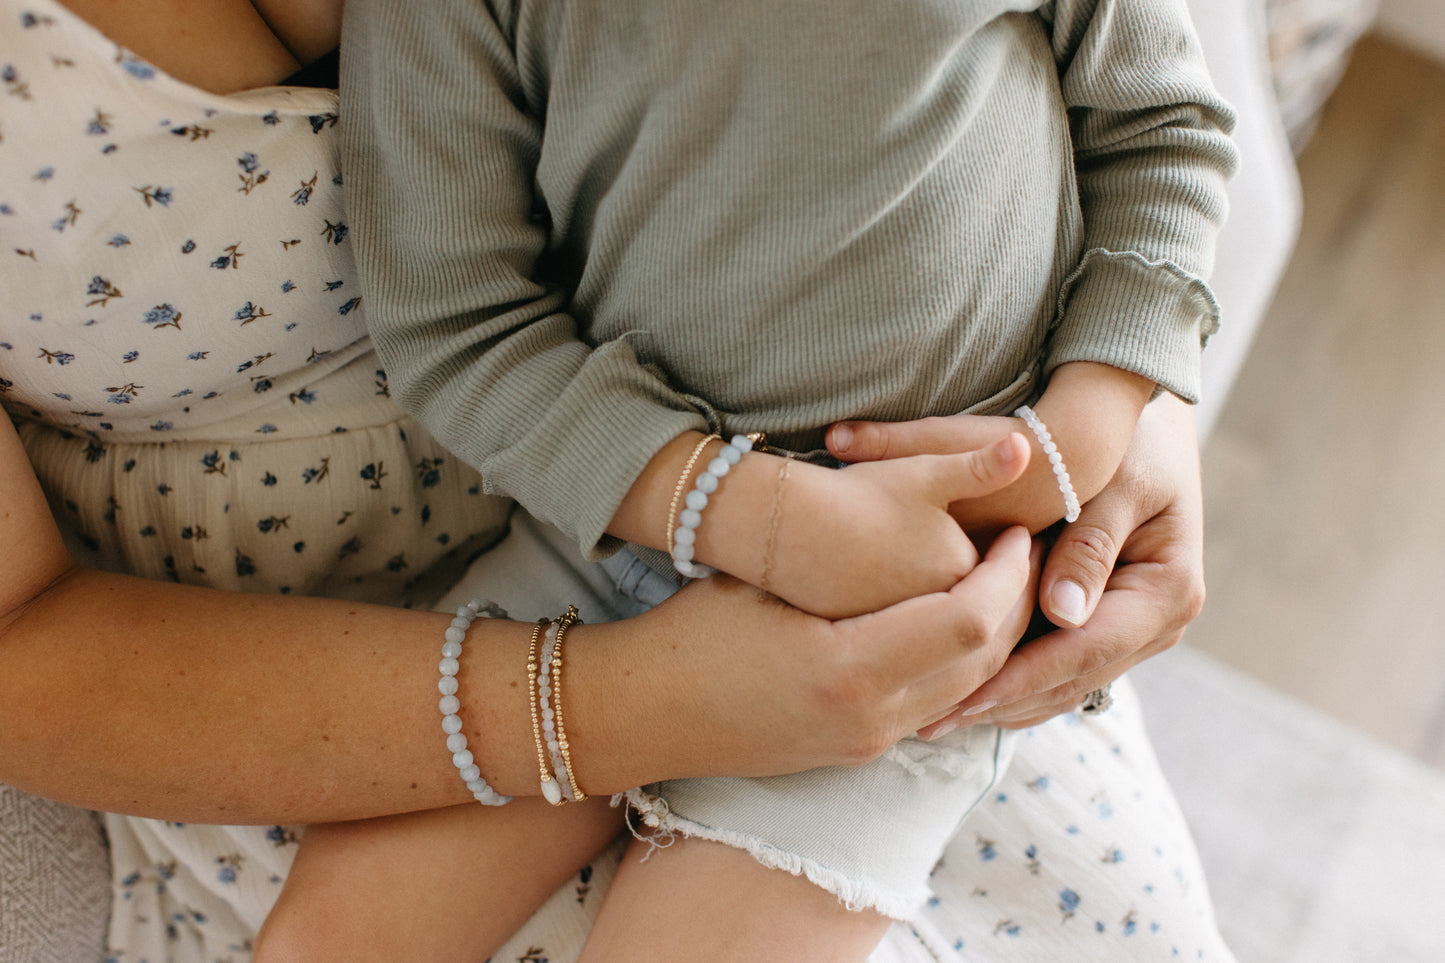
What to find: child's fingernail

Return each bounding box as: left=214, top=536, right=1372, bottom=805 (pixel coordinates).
left=832, top=424, right=853, bottom=450
left=960, top=699, right=998, bottom=717
left=923, top=720, right=960, bottom=741
left=1051, top=579, right=1087, bottom=625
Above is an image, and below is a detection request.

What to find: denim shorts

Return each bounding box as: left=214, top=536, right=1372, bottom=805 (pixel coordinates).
left=437, top=510, right=1015, bottom=918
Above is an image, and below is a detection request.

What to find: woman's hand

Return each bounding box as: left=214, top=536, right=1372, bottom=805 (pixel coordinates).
left=826, top=394, right=1205, bottom=731
left=570, top=525, right=1039, bottom=789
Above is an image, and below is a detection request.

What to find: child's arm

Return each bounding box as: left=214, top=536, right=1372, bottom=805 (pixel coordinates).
left=1038, top=0, right=1240, bottom=407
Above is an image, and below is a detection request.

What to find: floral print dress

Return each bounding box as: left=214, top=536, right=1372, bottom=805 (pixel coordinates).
left=1, top=3, right=1234, bottom=961
left=1, top=4, right=512, bottom=959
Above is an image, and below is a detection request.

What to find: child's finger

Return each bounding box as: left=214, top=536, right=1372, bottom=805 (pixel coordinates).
left=927, top=432, right=1030, bottom=504
left=826, top=414, right=1015, bottom=463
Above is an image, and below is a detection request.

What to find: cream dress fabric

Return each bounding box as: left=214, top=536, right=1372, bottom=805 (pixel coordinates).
left=0, top=2, right=1231, bottom=959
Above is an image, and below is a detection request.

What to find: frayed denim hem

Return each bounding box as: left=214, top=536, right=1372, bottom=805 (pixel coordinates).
left=616, top=787, right=934, bottom=920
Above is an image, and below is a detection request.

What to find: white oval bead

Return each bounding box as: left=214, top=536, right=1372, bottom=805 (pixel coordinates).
left=463, top=601, right=481, bottom=615
left=466, top=779, right=487, bottom=793
left=547, top=739, right=561, bottom=754
left=685, top=490, right=708, bottom=511
left=438, top=675, right=459, bottom=696
left=720, top=444, right=742, bottom=465
left=541, top=778, right=563, bottom=805
left=707, top=457, right=730, bottom=477
left=450, top=616, right=471, bottom=630
left=1042, top=440, right=1058, bottom=454
left=447, top=732, right=468, bottom=753
left=673, top=526, right=695, bottom=546
left=452, top=749, right=474, bottom=769
left=695, top=472, right=718, bottom=494
left=672, top=542, right=695, bottom=562
left=459, top=764, right=481, bottom=782
left=444, top=626, right=466, bottom=644
left=439, top=657, right=460, bottom=677
left=442, top=713, right=463, bottom=733
left=542, top=707, right=554, bottom=722
left=441, top=640, right=462, bottom=659
left=439, top=695, right=461, bottom=715
left=730, top=434, right=752, bottom=451
left=679, top=509, right=702, bottom=529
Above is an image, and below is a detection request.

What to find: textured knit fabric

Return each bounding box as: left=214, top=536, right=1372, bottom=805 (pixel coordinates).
left=0, top=5, right=512, bottom=959
left=342, top=0, right=1239, bottom=557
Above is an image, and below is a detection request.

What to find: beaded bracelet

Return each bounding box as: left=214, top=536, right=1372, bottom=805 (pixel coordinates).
left=526, top=617, right=565, bottom=805
left=550, top=606, right=586, bottom=802
left=439, top=598, right=512, bottom=806
left=1014, top=405, right=1081, bottom=523
left=666, top=434, right=720, bottom=557
left=671, top=433, right=755, bottom=578
left=529, top=605, right=586, bottom=805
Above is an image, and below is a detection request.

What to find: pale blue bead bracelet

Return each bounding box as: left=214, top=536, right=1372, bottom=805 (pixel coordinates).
left=440, top=599, right=512, bottom=806
left=1014, top=405, right=1081, bottom=523
left=672, top=433, right=753, bottom=578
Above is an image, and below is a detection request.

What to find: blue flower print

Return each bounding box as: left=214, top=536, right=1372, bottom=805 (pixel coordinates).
left=253, top=378, right=273, bottom=393
left=210, top=243, right=243, bottom=269
left=337, top=296, right=361, bottom=316
left=122, top=350, right=138, bottom=363
left=262, top=111, right=280, bottom=126
left=256, top=423, right=278, bottom=434
left=0, top=203, right=12, bottom=215
left=134, top=185, right=173, bottom=208
left=34, top=166, right=55, bottom=182
left=143, top=303, right=182, bottom=330
left=324, top=279, right=343, bottom=291
left=289, top=387, right=316, bottom=404
left=1059, top=888, right=1081, bottom=920
left=281, top=279, right=296, bottom=293
left=359, top=462, right=386, bottom=490
left=237, top=154, right=269, bottom=194
left=38, top=348, right=76, bottom=365
left=257, top=516, right=289, bottom=534
left=51, top=200, right=80, bottom=231
left=85, top=108, right=114, bottom=136
left=262, top=472, right=278, bottom=487
left=109, top=234, right=130, bottom=247
left=181, top=239, right=196, bottom=254
left=238, top=152, right=260, bottom=174
left=233, top=302, right=271, bottom=325
left=200, top=450, right=227, bottom=475
left=321, top=219, right=347, bottom=245
left=976, top=835, right=997, bottom=862
left=308, top=113, right=338, bottom=133
left=120, top=55, right=156, bottom=80
left=416, top=457, right=443, bottom=488
left=87, top=276, right=123, bottom=307
left=150, top=421, right=174, bottom=431
left=291, top=172, right=317, bottom=205
left=235, top=551, right=256, bottom=577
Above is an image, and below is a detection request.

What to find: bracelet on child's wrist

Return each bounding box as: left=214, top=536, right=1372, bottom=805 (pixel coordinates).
left=1014, top=405, right=1081, bottom=523
left=670, top=433, right=755, bottom=578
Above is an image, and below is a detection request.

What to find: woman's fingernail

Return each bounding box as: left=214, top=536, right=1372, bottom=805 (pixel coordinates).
left=1051, top=579, right=1087, bottom=625
left=924, top=720, right=961, bottom=741
left=831, top=424, right=852, bottom=451
left=960, top=699, right=998, bottom=717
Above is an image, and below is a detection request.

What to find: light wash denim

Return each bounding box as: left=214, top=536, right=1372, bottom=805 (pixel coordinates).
left=438, top=510, right=1015, bottom=917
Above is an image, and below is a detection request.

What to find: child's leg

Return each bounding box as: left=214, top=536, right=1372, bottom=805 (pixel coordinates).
left=254, top=797, right=623, bottom=962
left=580, top=834, right=892, bottom=963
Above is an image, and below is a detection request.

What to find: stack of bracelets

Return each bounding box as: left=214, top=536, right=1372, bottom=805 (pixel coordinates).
left=439, top=599, right=588, bottom=807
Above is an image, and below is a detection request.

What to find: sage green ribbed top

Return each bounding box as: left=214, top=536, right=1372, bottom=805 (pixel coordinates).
left=341, top=0, right=1238, bottom=557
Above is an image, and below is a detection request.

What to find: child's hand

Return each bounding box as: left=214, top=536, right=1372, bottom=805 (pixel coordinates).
left=829, top=362, right=1155, bottom=537
left=757, top=434, right=1029, bottom=619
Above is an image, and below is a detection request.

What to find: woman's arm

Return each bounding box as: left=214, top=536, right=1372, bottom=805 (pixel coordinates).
left=0, top=415, right=1036, bottom=824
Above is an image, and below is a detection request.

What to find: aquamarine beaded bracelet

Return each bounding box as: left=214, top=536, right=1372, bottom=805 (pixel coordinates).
left=671, top=433, right=755, bottom=578
left=1014, top=405, right=1081, bottom=523
left=439, top=599, right=512, bottom=806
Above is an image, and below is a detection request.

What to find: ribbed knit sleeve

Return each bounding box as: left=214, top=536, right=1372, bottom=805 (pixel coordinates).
left=1043, top=0, right=1240, bottom=403
left=341, top=0, right=706, bottom=557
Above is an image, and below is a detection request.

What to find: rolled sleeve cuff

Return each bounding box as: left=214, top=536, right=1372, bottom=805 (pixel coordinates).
left=1044, top=248, right=1223, bottom=404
